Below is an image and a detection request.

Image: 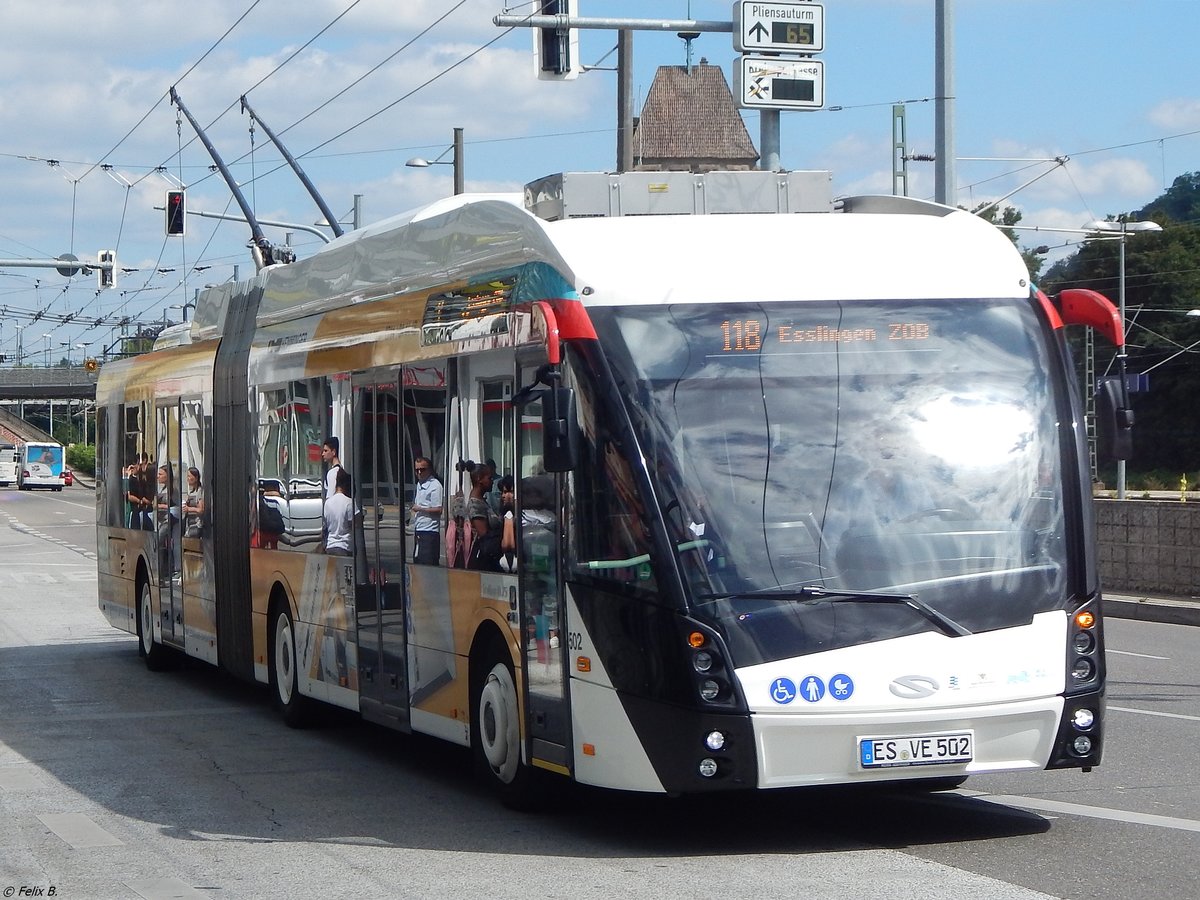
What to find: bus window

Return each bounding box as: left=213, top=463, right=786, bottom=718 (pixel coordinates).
left=255, top=379, right=331, bottom=550
left=566, top=360, right=656, bottom=589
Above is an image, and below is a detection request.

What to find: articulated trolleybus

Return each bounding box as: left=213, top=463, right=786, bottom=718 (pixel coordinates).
left=96, top=170, right=1129, bottom=803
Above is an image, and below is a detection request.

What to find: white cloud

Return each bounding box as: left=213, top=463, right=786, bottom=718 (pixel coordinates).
left=1148, top=98, right=1200, bottom=130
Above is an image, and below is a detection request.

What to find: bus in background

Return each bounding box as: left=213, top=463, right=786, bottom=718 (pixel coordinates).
left=18, top=441, right=66, bottom=491
left=95, top=170, right=1129, bottom=806
left=0, top=442, right=17, bottom=486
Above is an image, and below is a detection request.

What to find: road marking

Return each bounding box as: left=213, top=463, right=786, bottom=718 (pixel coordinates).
left=37, top=811, right=124, bottom=848
left=961, top=791, right=1200, bottom=833
left=126, top=878, right=212, bottom=900
left=1108, top=649, right=1170, bottom=659
left=1109, top=704, right=1200, bottom=723
left=0, top=767, right=43, bottom=791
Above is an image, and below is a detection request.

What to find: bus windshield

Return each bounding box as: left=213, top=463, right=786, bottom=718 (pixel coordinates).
left=593, top=298, right=1072, bottom=665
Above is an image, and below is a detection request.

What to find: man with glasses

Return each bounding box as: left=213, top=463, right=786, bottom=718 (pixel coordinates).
left=410, top=456, right=443, bottom=565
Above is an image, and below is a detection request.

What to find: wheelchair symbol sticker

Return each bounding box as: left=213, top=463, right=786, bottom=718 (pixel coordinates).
left=770, top=677, right=797, bottom=704
left=800, top=675, right=825, bottom=702
left=830, top=674, right=854, bottom=700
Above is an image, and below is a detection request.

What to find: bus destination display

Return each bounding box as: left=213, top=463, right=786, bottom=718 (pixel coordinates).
left=720, top=319, right=931, bottom=353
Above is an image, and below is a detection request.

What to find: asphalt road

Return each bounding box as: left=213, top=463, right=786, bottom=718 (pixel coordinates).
left=1, top=485, right=1197, bottom=899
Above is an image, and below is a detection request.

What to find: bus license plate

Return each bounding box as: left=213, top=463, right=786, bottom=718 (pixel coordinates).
left=859, top=732, right=973, bottom=769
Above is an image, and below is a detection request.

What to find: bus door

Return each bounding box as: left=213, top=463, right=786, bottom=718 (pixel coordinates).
left=352, top=372, right=410, bottom=728
left=155, top=403, right=183, bottom=646
left=517, top=363, right=570, bottom=769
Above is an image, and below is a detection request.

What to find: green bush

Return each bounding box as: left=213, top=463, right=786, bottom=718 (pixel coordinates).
left=66, top=444, right=95, bottom=476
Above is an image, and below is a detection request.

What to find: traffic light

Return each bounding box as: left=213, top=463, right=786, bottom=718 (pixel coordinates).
left=535, top=0, right=579, bottom=81
left=165, top=189, right=186, bottom=235
left=97, top=249, right=115, bottom=289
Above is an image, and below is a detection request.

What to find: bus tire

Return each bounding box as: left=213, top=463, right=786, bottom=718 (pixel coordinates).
left=471, top=642, right=545, bottom=809
left=271, top=603, right=311, bottom=728
left=138, top=578, right=170, bottom=671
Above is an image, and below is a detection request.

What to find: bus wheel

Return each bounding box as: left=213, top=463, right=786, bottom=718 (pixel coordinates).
left=271, top=604, right=311, bottom=728
left=138, top=579, right=170, bottom=671
left=472, top=648, right=545, bottom=809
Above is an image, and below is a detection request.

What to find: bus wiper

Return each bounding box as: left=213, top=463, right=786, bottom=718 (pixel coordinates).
left=717, top=586, right=972, bottom=638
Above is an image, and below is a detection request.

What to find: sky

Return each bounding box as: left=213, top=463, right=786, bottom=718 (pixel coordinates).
left=2, top=0, right=1199, bottom=365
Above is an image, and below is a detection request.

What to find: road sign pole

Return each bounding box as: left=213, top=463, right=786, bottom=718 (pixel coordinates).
left=761, top=110, right=781, bottom=172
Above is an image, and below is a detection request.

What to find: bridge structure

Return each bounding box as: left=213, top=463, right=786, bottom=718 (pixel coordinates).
left=0, top=367, right=98, bottom=446
left=0, top=365, right=98, bottom=400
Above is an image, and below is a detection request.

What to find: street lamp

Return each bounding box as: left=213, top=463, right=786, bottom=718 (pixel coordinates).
left=406, top=126, right=464, bottom=195
left=1084, top=219, right=1163, bottom=499
left=42, top=332, right=52, bottom=367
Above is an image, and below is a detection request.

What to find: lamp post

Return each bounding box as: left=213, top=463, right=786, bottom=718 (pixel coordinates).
left=1085, top=219, right=1163, bottom=499
left=42, top=332, right=52, bottom=367
left=406, top=127, right=464, bottom=195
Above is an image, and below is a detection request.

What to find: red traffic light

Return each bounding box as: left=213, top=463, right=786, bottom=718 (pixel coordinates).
left=165, top=190, right=186, bottom=235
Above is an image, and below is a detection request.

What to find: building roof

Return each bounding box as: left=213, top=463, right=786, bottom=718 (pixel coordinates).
left=632, top=61, right=759, bottom=169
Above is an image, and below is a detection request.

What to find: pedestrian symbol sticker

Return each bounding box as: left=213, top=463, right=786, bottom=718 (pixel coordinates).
left=830, top=674, right=854, bottom=700
left=770, top=677, right=797, bottom=704
left=801, top=675, right=825, bottom=702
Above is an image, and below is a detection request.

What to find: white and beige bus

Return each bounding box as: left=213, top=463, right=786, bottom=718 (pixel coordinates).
left=0, top=441, right=17, bottom=486
left=96, top=171, right=1125, bottom=805
left=18, top=440, right=66, bottom=491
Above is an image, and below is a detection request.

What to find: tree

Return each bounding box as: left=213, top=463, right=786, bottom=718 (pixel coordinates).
left=970, top=202, right=1046, bottom=280
left=1040, top=172, right=1200, bottom=477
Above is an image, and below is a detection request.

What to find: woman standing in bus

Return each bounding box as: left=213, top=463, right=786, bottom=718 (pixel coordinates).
left=183, top=467, right=205, bottom=538
left=466, top=462, right=503, bottom=571
left=155, top=464, right=178, bottom=579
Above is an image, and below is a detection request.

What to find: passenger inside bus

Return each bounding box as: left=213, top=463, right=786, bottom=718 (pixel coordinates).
left=156, top=464, right=179, bottom=580
left=466, top=462, right=503, bottom=571
left=410, top=455, right=443, bottom=565
left=183, top=467, right=205, bottom=538
left=322, top=468, right=354, bottom=556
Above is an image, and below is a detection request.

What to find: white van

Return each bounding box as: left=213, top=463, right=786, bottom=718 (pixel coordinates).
left=0, top=442, right=17, bottom=486
left=18, top=441, right=66, bottom=491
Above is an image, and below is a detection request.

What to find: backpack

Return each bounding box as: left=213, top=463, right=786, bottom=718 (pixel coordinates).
left=259, top=496, right=286, bottom=535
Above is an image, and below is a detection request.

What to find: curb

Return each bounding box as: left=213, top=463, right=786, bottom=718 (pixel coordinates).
left=1104, top=593, right=1200, bottom=627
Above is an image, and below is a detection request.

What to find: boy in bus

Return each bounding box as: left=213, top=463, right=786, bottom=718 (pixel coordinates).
left=410, top=456, right=443, bottom=565
left=322, top=468, right=354, bottom=557
left=321, top=436, right=342, bottom=500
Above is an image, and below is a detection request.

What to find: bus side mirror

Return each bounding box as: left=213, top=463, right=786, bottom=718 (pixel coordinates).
left=543, top=387, right=580, bottom=472
left=1096, top=376, right=1134, bottom=461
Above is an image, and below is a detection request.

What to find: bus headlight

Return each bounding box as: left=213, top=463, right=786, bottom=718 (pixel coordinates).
left=693, top=649, right=714, bottom=673
left=1072, top=708, right=1095, bottom=730
left=1071, top=658, right=1095, bottom=682
left=1072, top=631, right=1096, bottom=654
left=698, top=758, right=719, bottom=778
left=699, top=680, right=721, bottom=701
left=1072, top=735, right=1093, bottom=755
left=704, top=730, right=726, bottom=751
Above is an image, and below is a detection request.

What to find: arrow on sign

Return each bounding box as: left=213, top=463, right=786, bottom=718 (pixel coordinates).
left=749, top=21, right=768, bottom=42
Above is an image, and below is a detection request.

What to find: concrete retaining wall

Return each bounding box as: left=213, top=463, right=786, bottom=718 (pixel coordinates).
left=1095, top=499, right=1200, bottom=597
